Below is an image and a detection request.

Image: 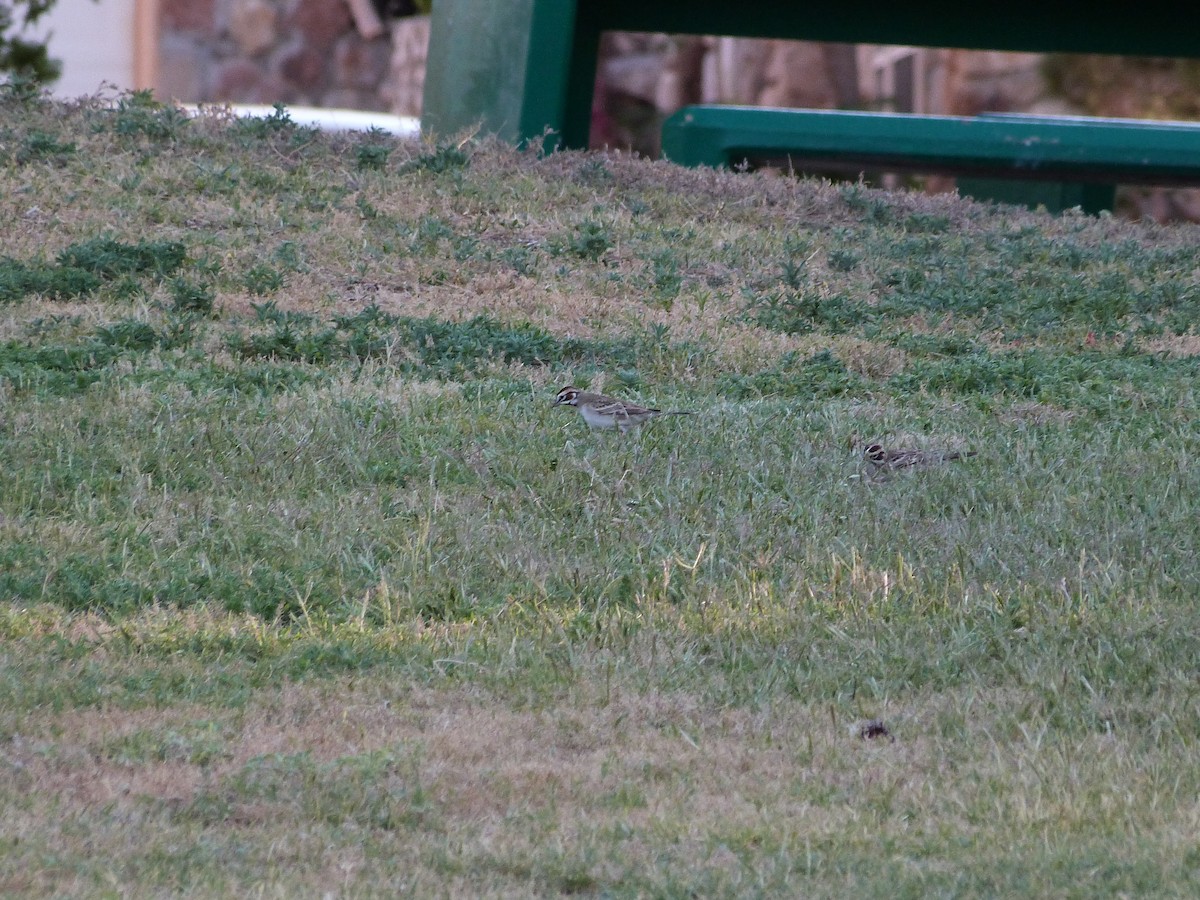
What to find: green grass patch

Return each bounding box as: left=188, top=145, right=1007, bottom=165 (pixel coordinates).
left=398, top=143, right=470, bottom=174
left=0, top=237, right=186, bottom=302
left=227, top=307, right=641, bottom=376
left=13, top=129, right=77, bottom=164
left=101, top=89, right=191, bottom=141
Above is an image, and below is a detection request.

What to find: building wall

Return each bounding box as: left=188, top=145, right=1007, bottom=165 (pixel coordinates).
left=21, top=0, right=139, bottom=98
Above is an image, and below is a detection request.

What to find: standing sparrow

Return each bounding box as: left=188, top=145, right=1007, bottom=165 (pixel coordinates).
left=865, top=443, right=976, bottom=471
left=554, top=386, right=692, bottom=431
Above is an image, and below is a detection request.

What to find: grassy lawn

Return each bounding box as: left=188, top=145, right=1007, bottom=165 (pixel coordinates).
left=2, top=87, right=1199, bottom=897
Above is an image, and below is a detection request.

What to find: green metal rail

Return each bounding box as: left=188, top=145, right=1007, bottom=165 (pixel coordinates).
left=662, top=107, right=1200, bottom=212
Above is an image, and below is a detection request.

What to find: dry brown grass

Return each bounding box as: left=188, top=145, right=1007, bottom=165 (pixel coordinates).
left=4, top=653, right=1192, bottom=897
left=1136, top=332, right=1200, bottom=356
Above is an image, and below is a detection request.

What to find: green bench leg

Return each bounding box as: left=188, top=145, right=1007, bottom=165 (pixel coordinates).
left=422, top=0, right=591, bottom=151
left=422, top=0, right=535, bottom=143
left=956, top=178, right=1116, bottom=214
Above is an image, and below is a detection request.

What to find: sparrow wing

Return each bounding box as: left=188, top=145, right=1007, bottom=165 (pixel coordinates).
left=595, top=399, right=658, bottom=419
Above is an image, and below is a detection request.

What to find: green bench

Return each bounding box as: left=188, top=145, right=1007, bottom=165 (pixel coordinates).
left=422, top=0, right=1200, bottom=211
left=662, top=108, right=1200, bottom=213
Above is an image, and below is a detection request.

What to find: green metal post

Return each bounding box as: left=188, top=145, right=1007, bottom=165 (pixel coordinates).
left=422, top=0, right=539, bottom=144
left=422, top=0, right=585, bottom=150
left=519, top=0, right=582, bottom=150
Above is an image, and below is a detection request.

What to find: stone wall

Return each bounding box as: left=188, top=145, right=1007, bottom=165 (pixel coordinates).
left=158, top=0, right=394, bottom=111
left=383, top=14, right=429, bottom=118
left=597, top=38, right=1063, bottom=135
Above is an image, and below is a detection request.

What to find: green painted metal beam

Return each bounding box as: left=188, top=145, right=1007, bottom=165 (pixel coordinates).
left=662, top=107, right=1200, bottom=183
left=662, top=106, right=1200, bottom=212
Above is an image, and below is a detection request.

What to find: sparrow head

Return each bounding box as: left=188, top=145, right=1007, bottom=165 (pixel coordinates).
left=554, top=386, right=581, bottom=407
left=864, top=444, right=887, bottom=463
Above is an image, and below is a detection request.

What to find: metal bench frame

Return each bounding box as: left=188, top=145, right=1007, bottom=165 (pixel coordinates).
left=662, top=107, right=1200, bottom=213
left=422, top=0, right=1200, bottom=211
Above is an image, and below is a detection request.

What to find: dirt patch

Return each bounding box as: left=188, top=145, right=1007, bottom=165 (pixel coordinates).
left=1137, top=333, right=1200, bottom=357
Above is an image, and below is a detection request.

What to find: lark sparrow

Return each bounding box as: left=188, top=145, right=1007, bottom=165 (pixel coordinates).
left=554, top=386, right=692, bottom=431
left=865, top=443, right=976, bottom=471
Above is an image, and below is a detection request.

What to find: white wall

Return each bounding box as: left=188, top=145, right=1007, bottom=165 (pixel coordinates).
left=14, top=0, right=137, bottom=98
